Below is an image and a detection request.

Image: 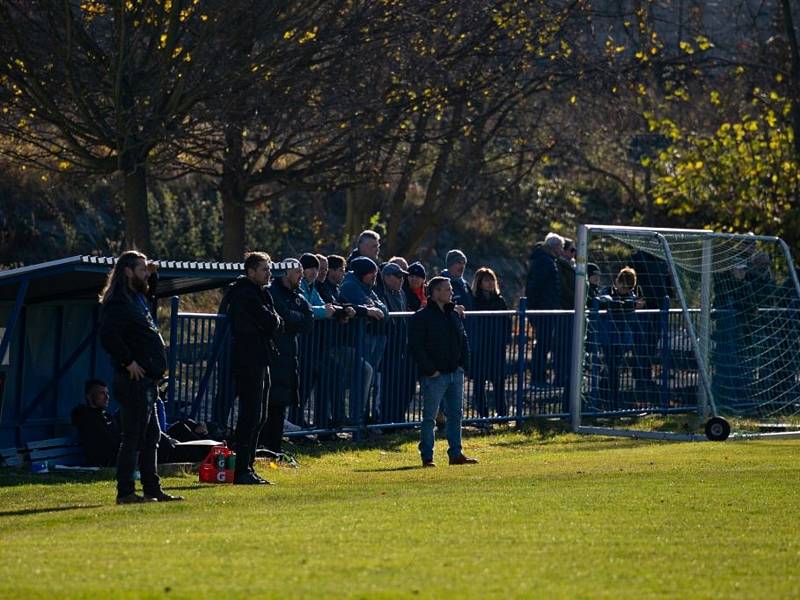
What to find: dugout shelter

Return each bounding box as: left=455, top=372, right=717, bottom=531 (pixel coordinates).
left=0, top=255, right=241, bottom=449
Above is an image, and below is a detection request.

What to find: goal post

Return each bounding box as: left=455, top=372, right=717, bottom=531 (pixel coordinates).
left=570, top=224, right=800, bottom=441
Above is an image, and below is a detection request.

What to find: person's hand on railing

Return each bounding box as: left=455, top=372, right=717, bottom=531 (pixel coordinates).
left=323, top=303, right=336, bottom=318
left=366, top=306, right=385, bottom=320
left=454, top=305, right=465, bottom=318
left=344, top=306, right=356, bottom=318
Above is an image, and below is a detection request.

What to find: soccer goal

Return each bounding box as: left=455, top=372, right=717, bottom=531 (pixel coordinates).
left=569, top=225, right=800, bottom=441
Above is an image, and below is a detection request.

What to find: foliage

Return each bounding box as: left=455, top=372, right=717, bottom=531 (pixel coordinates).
left=649, top=90, right=800, bottom=244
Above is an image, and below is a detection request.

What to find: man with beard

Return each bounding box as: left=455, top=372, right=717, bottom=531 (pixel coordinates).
left=99, top=251, right=183, bottom=504
left=261, top=259, right=313, bottom=454
left=218, top=252, right=283, bottom=484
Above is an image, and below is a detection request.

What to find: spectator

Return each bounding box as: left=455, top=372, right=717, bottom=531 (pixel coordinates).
left=405, top=262, right=427, bottom=311
left=378, top=262, right=415, bottom=426
left=347, top=229, right=381, bottom=267
left=378, top=263, right=408, bottom=312
left=525, top=233, right=563, bottom=386
left=71, top=379, right=119, bottom=467
left=558, top=238, right=577, bottom=310
left=263, top=259, right=313, bottom=454
left=586, top=263, right=602, bottom=303
left=442, top=249, right=474, bottom=310
left=316, top=254, right=328, bottom=287
left=471, top=268, right=510, bottom=419
left=409, top=276, right=477, bottom=467
left=218, top=251, right=283, bottom=485
left=597, top=267, right=645, bottom=409
left=299, top=253, right=335, bottom=320
left=628, top=249, right=673, bottom=395
left=339, top=256, right=389, bottom=422
left=317, top=254, right=346, bottom=304
left=388, top=256, right=409, bottom=271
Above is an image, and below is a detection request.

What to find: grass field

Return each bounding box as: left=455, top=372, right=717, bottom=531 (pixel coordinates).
left=1, top=427, right=799, bottom=599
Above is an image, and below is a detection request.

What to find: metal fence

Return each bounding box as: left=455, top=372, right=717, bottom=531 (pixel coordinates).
left=165, top=296, right=730, bottom=437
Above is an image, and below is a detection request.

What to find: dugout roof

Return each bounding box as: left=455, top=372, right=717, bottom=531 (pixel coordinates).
left=0, top=255, right=243, bottom=303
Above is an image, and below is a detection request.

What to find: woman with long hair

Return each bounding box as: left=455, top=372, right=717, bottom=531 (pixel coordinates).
left=470, top=267, right=510, bottom=419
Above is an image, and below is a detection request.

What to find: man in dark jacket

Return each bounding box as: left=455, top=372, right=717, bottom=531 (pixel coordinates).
left=409, top=276, right=477, bottom=467
left=525, top=233, right=564, bottom=385
left=262, top=259, right=313, bottom=454
left=218, top=252, right=283, bottom=484
left=98, top=251, right=182, bottom=504
left=71, top=379, right=120, bottom=467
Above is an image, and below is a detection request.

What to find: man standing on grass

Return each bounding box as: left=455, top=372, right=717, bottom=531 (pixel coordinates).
left=219, top=252, right=283, bottom=485
left=409, top=276, right=478, bottom=467
left=99, top=251, right=184, bottom=504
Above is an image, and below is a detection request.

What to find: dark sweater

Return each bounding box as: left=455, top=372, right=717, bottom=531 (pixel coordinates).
left=408, top=301, right=470, bottom=377
left=218, top=276, right=283, bottom=369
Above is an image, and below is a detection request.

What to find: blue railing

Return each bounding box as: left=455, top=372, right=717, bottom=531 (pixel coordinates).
left=166, top=297, right=781, bottom=436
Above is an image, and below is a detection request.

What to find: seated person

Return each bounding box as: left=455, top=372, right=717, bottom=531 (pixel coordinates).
left=71, top=379, right=120, bottom=467
left=72, top=379, right=210, bottom=465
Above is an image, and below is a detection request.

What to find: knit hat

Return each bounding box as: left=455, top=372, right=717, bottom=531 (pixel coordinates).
left=445, top=249, right=467, bottom=268
left=407, top=262, right=426, bottom=279
left=271, top=258, right=301, bottom=277
left=350, top=256, right=378, bottom=279
left=587, top=263, right=600, bottom=278
left=299, top=253, right=320, bottom=270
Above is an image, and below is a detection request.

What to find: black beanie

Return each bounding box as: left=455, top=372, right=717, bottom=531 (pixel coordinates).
left=300, top=253, right=320, bottom=270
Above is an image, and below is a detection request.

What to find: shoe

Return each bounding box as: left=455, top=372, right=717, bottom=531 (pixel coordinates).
left=144, top=492, right=185, bottom=502
left=116, top=493, right=157, bottom=505
left=449, top=454, right=478, bottom=465
left=251, top=472, right=274, bottom=485
left=421, top=460, right=436, bottom=468
left=234, top=472, right=270, bottom=485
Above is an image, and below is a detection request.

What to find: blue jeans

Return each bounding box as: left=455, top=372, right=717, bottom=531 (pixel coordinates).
left=419, top=369, right=464, bottom=461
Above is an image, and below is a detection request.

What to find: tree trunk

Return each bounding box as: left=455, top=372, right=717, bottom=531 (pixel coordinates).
left=122, top=158, right=151, bottom=254
left=385, top=113, right=429, bottom=257
left=222, top=189, right=246, bottom=261
left=220, top=124, right=247, bottom=261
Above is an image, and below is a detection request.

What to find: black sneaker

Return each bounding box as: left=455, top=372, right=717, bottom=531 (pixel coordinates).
left=116, top=493, right=158, bottom=505
left=144, top=492, right=185, bottom=502
left=251, top=472, right=274, bottom=485
left=234, top=472, right=269, bottom=485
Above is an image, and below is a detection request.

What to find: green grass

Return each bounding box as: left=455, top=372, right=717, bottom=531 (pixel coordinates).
left=1, top=428, right=799, bottom=599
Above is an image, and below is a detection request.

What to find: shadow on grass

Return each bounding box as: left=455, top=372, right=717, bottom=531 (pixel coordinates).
left=0, top=470, right=111, bottom=487
left=353, top=466, right=421, bottom=473
left=0, top=504, right=103, bottom=518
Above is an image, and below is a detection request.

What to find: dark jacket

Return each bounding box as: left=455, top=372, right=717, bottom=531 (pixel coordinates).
left=525, top=244, right=561, bottom=310
left=557, top=257, right=576, bottom=310
left=409, top=301, right=470, bottom=377
left=218, top=276, right=282, bottom=369
left=442, top=269, right=474, bottom=310
left=316, top=277, right=340, bottom=304
left=99, top=289, right=167, bottom=379
left=339, top=272, right=389, bottom=328
left=404, top=284, right=426, bottom=312
left=268, top=279, right=313, bottom=389
left=471, top=291, right=511, bottom=379
left=71, top=404, right=120, bottom=467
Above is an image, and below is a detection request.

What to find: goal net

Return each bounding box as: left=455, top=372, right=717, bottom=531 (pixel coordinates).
left=569, top=225, right=800, bottom=440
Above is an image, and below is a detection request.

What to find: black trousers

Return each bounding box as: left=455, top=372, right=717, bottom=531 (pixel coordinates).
left=114, top=373, right=161, bottom=498
left=233, top=365, right=270, bottom=474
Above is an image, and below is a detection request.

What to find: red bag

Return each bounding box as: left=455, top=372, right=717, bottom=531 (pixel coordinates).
left=198, top=444, right=236, bottom=484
